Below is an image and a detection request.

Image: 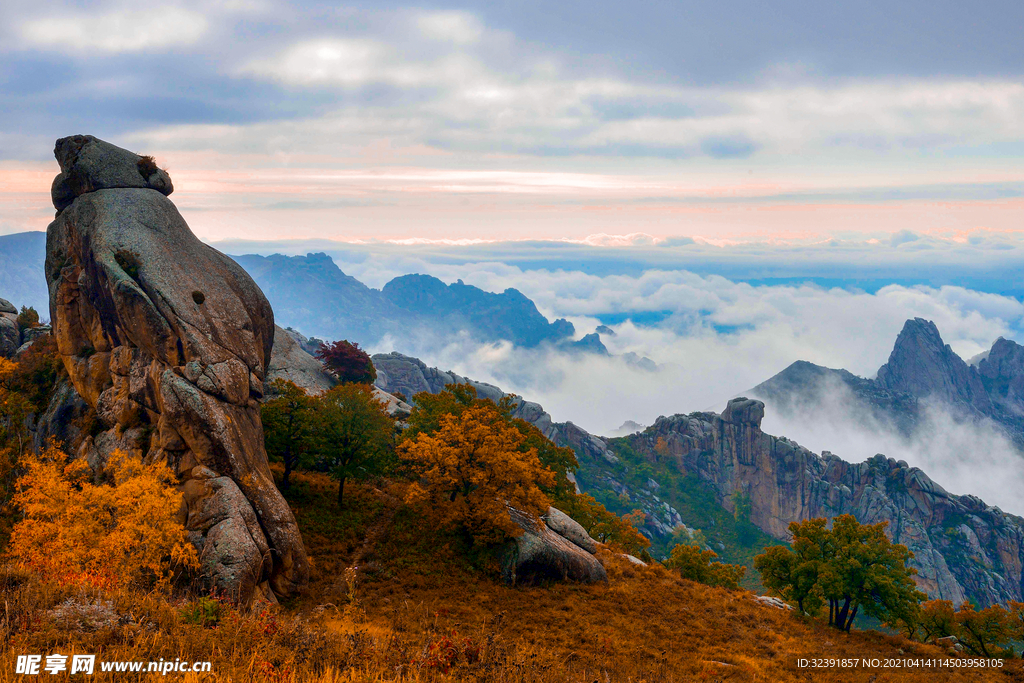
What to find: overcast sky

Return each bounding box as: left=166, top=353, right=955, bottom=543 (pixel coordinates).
left=2, top=0, right=1023, bottom=244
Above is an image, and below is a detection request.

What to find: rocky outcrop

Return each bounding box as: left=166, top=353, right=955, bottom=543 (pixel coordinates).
left=504, top=506, right=607, bottom=585
left=977, top=337, right=1024, bottom=418
left=622, top=397, right=1024, bottom=607
left=0, top=298, right=18, bottom=358
left=44, top=135, right=308, bottom=603
left=267, top=325, right=336, bottom=396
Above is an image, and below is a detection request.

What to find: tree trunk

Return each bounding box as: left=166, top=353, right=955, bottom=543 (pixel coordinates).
left=835, top=598, right=851, bottom=630
left=282, top=458, right=292, bottom=490
left=337, top=476, right=346, bottom=508
left=845, top=604, right=859, bottom=632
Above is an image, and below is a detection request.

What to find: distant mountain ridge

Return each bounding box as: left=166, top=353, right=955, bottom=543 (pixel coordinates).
left=0, top=232, right=48, bottom=314
left=752, top=317, right=1024, bottom=447
left=231, top=252, right=577, bottom=348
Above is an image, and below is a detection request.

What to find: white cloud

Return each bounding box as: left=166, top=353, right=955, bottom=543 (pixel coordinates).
left=20, top=6, right=208, bottom=52
left=416, top=11, right=485, bottom=45
left=223, top=10, right=1024, bottom=161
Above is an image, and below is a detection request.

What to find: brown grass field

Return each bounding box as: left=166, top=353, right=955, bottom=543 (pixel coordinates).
left=2, top=467, right=1022, bottom=682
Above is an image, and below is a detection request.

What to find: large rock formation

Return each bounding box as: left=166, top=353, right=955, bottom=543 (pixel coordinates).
left=266, top=325, right=336, bottom=396
left=44, top=135, right=308, bottom=602
left=623, top=397, right=1024, bottom=607
left=876, top=318, right=993, bottom=412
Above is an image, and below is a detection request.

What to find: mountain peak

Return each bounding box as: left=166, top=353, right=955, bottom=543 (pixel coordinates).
left=876, top=318, right=990, bottom=410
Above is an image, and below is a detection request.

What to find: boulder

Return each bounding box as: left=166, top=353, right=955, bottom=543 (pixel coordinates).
left=504, top=507, right=607, bottom=585
left=50, top=134, right=173, bottom=211
left=721, top=397, right=764, bottom=426
left=0, top=297, right=16, bottom=315
left=44, top=135, right=308, bottom=602
left=266, top=325, right=336, bottom=396
left=543, top=506, right=599, bottom=553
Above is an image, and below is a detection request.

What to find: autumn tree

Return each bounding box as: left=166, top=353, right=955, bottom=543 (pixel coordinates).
left=404, top=384, right=579, bottom=500
left=400, top=402, right=554, bottom=547
left=1010, top=601, right=1024, bottom=641
left=754, top=515, right=924, bottom=631
left=8, top=445, right=198, bottom=590
left=917, top=600, right=957, bottom=643
left=316, top=339, right=376, bottom=384
left=954, top=602, right=1013, bottom=657
left=665, top=543, right=746, bottom=590
left=262, top=379, right=317, bottom=489
left=315, top=383, right=394, bottom=507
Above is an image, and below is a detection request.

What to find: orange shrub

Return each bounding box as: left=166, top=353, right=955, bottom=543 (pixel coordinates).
left=7, top=445, right=198, bottom=590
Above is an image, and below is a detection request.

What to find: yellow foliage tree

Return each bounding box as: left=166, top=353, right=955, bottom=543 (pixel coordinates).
left=400, top=403, right=554, bottom=547
left=8, top=445, right=198, bottom=590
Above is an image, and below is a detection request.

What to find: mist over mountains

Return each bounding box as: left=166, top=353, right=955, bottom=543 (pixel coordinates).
left=3, top=229, right=1022, bottom=513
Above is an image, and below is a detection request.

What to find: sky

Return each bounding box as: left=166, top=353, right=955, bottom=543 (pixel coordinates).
left=2, top=0, right=1024, bottom=244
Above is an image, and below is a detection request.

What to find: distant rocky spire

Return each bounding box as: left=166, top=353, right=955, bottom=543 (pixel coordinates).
left=875, top=317, right=991, bottom=411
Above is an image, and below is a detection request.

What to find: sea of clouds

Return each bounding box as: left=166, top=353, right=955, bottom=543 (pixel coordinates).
left=300, top=244, right=1024, bottom=514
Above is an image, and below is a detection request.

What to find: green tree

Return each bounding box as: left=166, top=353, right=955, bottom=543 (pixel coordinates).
left=16, top=305, right=39, bottom=333
left=754, top=515, right=924, bottom=631
left=261, top=379, right=317, bottom=490
left=315, top=383, right=394, bottom=507
left=316, top=339, right=376, bottom=384
left=755, top=518, right=830, bottom=615
left=665, top=543, right=746, bottom=590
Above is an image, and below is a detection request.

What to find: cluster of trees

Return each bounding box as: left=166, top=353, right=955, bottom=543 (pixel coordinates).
left=262, top=380, right=394, bottom=505
left=755, top=516, right=925, bottom=631
left=264, top=344, right=652, bottom=554
left=894, top=599, right=1024, bottom=657
left=665, top=542, right=746, bottom=590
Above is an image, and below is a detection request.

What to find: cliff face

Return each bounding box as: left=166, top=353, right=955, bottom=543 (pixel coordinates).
left=622, top=397, right=1024, bottom=607
left=44, top=135, right=308, bottom=603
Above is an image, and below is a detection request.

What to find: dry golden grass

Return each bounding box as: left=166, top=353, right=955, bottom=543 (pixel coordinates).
left=2, top=467, right=1022, bottom=682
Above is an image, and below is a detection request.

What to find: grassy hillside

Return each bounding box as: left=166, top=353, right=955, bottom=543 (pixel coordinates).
left=6, top=467, right=1020, bottom=682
